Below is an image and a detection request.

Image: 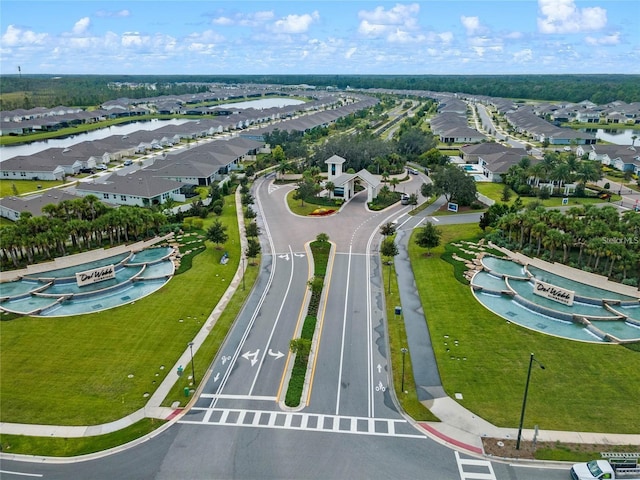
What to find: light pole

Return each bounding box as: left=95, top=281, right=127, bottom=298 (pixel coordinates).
left=401, top=348, right=408, bottom=393
left=516, top=353, right=545, bottom=450
left=241, top=255, right=246, bottom=291
left=188, top=341, right=196, bottom=386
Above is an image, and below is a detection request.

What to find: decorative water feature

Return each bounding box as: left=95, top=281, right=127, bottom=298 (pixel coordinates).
left=471, top=254, right=640, bottom=344
left=0, top=247, right=175, bottom=317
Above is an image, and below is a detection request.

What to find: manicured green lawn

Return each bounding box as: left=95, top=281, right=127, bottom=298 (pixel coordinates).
left=475, top=183, right=617, bottom=207
left=0, top=196, right=242, bottom=425
left=0, top=179, right=67, bottom=197
left=0, top=419, right=164, bottom=457
left=408, top=224, right=640, bottom=434
left=285, top=189, right=340, bottom=216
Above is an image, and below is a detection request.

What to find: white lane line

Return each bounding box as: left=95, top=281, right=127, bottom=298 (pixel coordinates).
left=210, top=177, right=278, bottom=408
left=366, top=237, right=374, bottom=418
left=0, top=471, right=43, bottom=478
left=335, top=244, right=352, bottom=416
left=200, top=394, right=278, bottom=401
left=249, top=244, right=296, bottom=395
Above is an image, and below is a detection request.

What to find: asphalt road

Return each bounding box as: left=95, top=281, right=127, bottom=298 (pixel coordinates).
left=0, top=174, right=572, bottom=480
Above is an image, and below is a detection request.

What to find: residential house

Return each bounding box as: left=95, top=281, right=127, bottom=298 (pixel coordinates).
left=75, top=170, right=185, bottom=207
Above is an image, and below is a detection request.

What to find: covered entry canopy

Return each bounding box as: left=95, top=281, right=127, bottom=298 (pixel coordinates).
left=325, top=155, right=381, bottom=203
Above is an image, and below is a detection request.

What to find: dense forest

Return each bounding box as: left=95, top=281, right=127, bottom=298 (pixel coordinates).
left=1, top=74, right=639, bottom=110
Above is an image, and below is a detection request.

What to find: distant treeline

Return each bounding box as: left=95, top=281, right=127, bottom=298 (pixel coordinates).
left=1, top=74, right=639, bottom=110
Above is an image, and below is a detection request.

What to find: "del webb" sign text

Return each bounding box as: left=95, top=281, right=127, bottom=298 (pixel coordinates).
left=76, top=265, right=116, bottom=287
left=533, top=279, right=575, bottom=306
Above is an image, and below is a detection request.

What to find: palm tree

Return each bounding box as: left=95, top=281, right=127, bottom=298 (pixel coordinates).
left=551, top=162, right=573, bottom=189
left=324, top=181, right=335, bottom=199
left=389, top=177, right=400, bottom=192
left=542, top=228, right=564, bottom=261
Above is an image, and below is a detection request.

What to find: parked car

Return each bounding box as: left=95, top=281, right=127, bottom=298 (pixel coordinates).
left=96, top=164, right=107, bottom=170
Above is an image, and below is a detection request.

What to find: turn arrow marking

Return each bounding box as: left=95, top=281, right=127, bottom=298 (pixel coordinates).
left=242, top=349, right=260, bottom=366
left=268, top=349, right=284, bottom=360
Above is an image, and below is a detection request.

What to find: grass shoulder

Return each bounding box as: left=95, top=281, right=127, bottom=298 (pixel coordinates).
left=408, top=223, right=640, bottom=435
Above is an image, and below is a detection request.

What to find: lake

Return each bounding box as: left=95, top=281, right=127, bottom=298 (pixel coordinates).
left=579, top=127, right=638, bottom=145
left=216, top=98, right=305, bottom=110
left=0, top=118, right=191, bottom=161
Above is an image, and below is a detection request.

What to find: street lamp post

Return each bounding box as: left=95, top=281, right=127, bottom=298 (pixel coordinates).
left=401, top=348, right=408, bottom=393
left=188, top=341, right=196, bottom=386
left=242, top=255, right=246, bottom=291
left=516, top=353, right=545, bottom=450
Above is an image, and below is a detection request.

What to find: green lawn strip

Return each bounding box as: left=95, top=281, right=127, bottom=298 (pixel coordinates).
left=408, top=196, right=436, bottom=216
left=408, top=223, right=640, bottom=434
left=476, top=183, right=618, bottom=207
left=534, top=443, right=639, bottom=462
left=0, top=196, right=241, bottom=426
left=0, top=418, right=164, bottom=457
left=161, top=256, right=260, bottom=407
left=285, top=190, right=340, bottom=216
left=0, top=179, right=67, bottom=197
left=284, top=240, right=330, bottom=407
left=383, top=258, right=439, bottom=422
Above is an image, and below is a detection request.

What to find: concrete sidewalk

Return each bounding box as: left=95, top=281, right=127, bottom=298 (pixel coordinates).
left=1, top=186, right=248, bottom=440
left=2, top=192, right=639, bottom=462
left=392, top=195, right=640, bottom=455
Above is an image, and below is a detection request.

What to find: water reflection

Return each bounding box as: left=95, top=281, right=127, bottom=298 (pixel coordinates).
left=0, top=119, right=190, bottom=161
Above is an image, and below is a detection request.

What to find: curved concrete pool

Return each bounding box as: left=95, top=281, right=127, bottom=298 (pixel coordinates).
left=0, top=247, right=175, bottom=317
left=471, top=256, right=640, bottom=343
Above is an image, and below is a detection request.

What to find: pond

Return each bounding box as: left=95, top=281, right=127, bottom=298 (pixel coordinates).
left=0, top=119, right=191, bottom=161
left=579, top=128, right=638, bottom=145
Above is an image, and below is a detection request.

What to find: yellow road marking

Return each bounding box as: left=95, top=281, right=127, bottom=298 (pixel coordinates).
left=276, top=242, right=314, bottom=403
left=305, top=241, right=336, bottom=405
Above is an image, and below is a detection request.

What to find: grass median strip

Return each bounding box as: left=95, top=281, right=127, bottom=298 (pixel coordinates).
left=285, top=238, right=330, bottom=407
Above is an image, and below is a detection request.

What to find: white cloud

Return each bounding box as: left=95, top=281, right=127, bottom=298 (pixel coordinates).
left=212, top=11, right=274, bottom=27
left=212, top=17, right=233, bottom=26
left=586, top=32, right=620, bottom=46
left=1, top=25, right=48, bottom=46
left=461, top=16, right=481, bottom=36
left=538, top=0, right=607, bottom=34
left=72, top=17, right=91, bottom=35
left=513, top=49, right=533, bottom=63
left=270, top=11, right=319, bottom=34
left=121, top=32, right=145, bottom=48
left=345, top=47, right=357, bottom=59
left=357, top=3, right=421, bottom=40
left=95, top=10, right=130, bottom=18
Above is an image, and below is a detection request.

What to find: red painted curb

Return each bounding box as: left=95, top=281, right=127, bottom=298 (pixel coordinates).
left=164, top=408, right=184, bottom=421
left=419, top=422, right=483, bottom=455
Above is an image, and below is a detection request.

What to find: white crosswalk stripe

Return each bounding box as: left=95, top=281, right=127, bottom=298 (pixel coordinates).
left=455, top=451, right=497, bottom=480
left=179, top=407, right=424, bottom=439
left=268, top=183, right=281, bottom=194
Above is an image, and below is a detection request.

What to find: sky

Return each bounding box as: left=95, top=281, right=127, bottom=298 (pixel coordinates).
left=1, top=0, right=638, bottom=75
